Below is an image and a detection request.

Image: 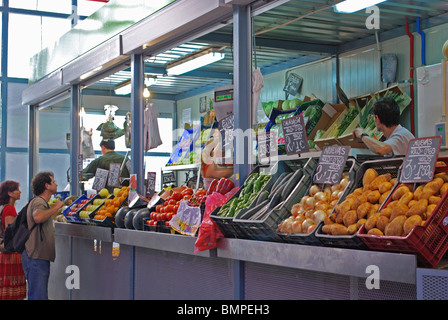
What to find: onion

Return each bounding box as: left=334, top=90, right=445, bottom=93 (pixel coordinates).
left=312, top=209, right=327, bottom=223
left=291, top=220, right=303, bottom=234
left=303, top=196, right=315, bottom=211
left=340, top=177, right=349, bottom=189
left=309, top=185, right=320, bottom=197
left=315, top=200, right=329, bottom=211
left=314, top=191, right=329, bottom=202
left=330, top=199, right=338, bottom=207
left=282, top=217, right=295, bottom=233
left=300, top=195, right=310, bottom=206
left=302, top=218, right=314, bottom=232
left=331, top=190, right=340, bottom=201
left=307, top=223, right=317, bottom=233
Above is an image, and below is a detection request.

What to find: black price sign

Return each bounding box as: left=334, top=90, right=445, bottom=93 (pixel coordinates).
left=313, top=145, right=350, bottom=184
left=92, top=168, right=109, bottom=191
left=218, top=114, right=234, bottom=149
left=146, top=172, right=156, bottom=197
left=107, top=163, right=121, bottom=187
left=257, top=131, right=278, bottom=160
left=281, top=114, right=309, bottom=155
left=283, top=73, right=303, bottom=96
left=162, top=171, right=176, bottom=185
left=400, top=136, right=441, bottom=183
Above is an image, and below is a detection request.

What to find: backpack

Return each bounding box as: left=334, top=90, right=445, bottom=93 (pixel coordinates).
left=4, top=198, right=38, bottom=254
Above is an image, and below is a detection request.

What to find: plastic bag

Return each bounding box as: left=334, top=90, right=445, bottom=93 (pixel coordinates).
left=169, top=200, right=202, bottom=237
left=193, top=187, right=239, bottom=253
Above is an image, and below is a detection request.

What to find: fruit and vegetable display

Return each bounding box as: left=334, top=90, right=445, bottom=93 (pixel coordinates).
left=214, top=173, right=272, bottom=218
left=361, top=173, right=448, bottom=237
left=321, top=168, right=396, bottom=236
left=277, top=172, right=350, bottom=235
left=93, top=186, right=130, bottom=221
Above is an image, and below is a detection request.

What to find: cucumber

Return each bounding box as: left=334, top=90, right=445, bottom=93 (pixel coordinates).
left=238, top=200, right=269, bottom=220
left=255, top=190, right=269, bottom=206
left=281, top=170, right=304, bottom=201
left=270, top=172, right=292, bottom=197
left=270, top=171, right=288, bottom=193
left=268, top=192, right=282, bottom=209
left=248, top=205, right=269, bottom=220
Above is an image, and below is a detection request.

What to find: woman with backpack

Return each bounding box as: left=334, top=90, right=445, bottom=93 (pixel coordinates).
left=0, top=180, right=26, bottom=300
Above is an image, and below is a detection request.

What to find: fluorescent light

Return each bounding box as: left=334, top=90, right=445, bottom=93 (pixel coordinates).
left=334, top=0, right=387, bottom=13
left=114, top=83, right=131, bottom=95
left=166, top=49, right=225, bottom=76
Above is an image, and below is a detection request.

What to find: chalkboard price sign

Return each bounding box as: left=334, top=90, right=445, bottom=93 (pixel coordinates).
left=162, top=171, right=176, bottom=185
left=146, top=172, right=156, bottom=197
left=218, top=113, right=234, bottom=148
left=313, top=145, right=350, bottom=185
left=400, top=136, right=441, bottom=183
left=281, top=114, right=309, bottom=155
left=283, top=73, right=303, bottom=96
left=257, top=131, right=278, bottom=160
left=107, top=163, right=121, bottom=187
left=92, top=168, right=109, bottom=191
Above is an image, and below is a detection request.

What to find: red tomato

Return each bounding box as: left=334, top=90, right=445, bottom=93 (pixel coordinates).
left=150, top=212, right=155, bottom=220
left=168, top=199, right=176, bottom=205
left=167, top=212, right=175, bottom=220
left=181, top=188, right=193, bottom=196
left=165, top=221, right=170, bottom=226
left=182, top=195, right=192, bottom=200
left=172, top=192, right=183, bottom=201
left=173, top=205, right=179, bottom=214
left=155, top=213, right=162, bottom=221
left=165, top=204, right=174, bottom=212
left=156, top=205, right=162, bottom=213
left=161, top=212, right=167, bottom=221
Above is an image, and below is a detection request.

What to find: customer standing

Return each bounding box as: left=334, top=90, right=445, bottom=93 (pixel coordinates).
left=21, top=172, right=64, bottom=300
left=0, top=180, right=26, bottom=300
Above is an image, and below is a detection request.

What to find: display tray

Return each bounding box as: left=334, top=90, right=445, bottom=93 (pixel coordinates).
left=62, top=194, right=90, bottom=224
left=315, top=157, right=404, bottom=250
left=358, top=157, right=448, bottom=267
left=232, top=157, right=318, bottom=242
left=143, top=219, right=178, bottom=234
left=276, top=157, right=358, bottom=246
left=89, top=195, right=128, bottom=228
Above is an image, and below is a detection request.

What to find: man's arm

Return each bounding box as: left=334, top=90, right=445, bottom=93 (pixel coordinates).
left=33, top=200, right=65, bottom=224
left=360, top=135, right=392, bottom=156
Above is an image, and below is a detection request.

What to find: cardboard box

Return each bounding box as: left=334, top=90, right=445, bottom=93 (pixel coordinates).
left=313, top=104, right=348, bottom=150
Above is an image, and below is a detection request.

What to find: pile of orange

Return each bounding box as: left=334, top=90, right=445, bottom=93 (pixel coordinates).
left=94, top=186, right=130, bottom=220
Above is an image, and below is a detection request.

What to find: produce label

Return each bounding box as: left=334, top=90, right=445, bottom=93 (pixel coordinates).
left=146, top=172, right=156, bottom=197
left=281, top=114, right=309, bottom=155
left=257, top=131, right=278, bottom=160
left=107, top=163, right=121, bottom=187
left=92, top=168, right=108, bottom=191
left=313, top=145, right=350, bottom=184
left=401, top=136, right=441, bottom=183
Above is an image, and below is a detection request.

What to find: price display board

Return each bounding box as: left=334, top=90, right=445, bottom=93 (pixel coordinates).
left=400, top=136, right=441, bottom=183
left=313, top=145, right=350, bottom=185
left=107, top=163, right=121, bottom=187
left=283, top=73, right=303, bottom=96
left=281, top=114, right=309, bottom=155
left=257, top=131, right=278, bottom=160
left=92, top=168, right=109, bottom=191
left=162, top=171, right=176, bottom=185
left=146, top=172, right=156, bottom=197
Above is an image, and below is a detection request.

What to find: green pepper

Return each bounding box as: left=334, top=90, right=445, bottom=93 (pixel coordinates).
left=244, top=173, right=258, bottom=187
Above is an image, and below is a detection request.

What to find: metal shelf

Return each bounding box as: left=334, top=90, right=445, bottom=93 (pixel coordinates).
left=161, top=163, right=201, bottom=171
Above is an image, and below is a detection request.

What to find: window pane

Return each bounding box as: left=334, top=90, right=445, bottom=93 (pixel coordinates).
left=144, top=156, right=170, bottom=191
left=77, top=0, right=107, bottom=17
left=9, top=0, right=37, bottom=10
left=10, top=0, right=71, bottom=13
left=7, top=83, right=29, bottom=148
left=39, top=111, right=70, bottom=149
left=38, top=153, right=71, bottom=192
left=5, top=152, right=29, bottom=209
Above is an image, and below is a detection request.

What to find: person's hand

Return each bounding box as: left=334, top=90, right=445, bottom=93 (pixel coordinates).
left=353, top=128, right=365, bottom=140
left=52, top=200, right=65, bottom=210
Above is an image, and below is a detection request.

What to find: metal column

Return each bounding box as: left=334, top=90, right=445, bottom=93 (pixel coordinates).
left=28, top=105, right=39, bottom=199
left=130, top=54, right=145, bottom=194
left=232, top=4, right=252, bottom=187
left=70, top=84, right=81, bottom=195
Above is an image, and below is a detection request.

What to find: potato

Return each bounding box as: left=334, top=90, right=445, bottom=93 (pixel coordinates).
left=347, top=223, right=358, bottom=235
left=403, top=215, right=423, bottom=236
left=368, top=228, right=384, bottom=236
left=408, top=199, right=417, bottom=208
left=337, top=198, right=354, bottom=215
left=429, top=196, right=441, bottom=205
left=330, top=223, right=348, bottom=235
left=427, top=204, right=437, bottom=217
left=376, top=215, right=389, bottom=232
left=369, top=175, right=389, bottom=191
left=384, top=215, right=407, bottom=236
left=335, top=211, right=344, bottom=224
left=322, top=224, right=332, bottom=234
left=343, top=210, right=358, bottom=227
left=440, top=182, right=448, bottom=196
left=390, top=203, right=409, bottom=221
left=398, top=191, right=414, bottom=206
left=378, top=181, right=392, bottom=194
left=356, top=202, right=372, bottom=220
left=435, top=172, right=448, bottom=182
left=350, top=194, right=368, bottom=211
left=379, top=191, right=390, bottom=204
left=363, top=168, right=378, bottom=189
left=387, top=200, right=399, bottom=209
left=413, top=185, right=424, bottom=200
left=357, top=218, right=367, bottom=229
left=379, top=207, right=392, bottom=219
left=367, top=190, right=381, bottom=204
left=365, top=212, right=380, bottom=231
left=390, top=178, right=397, bottom=186
left=392, top=185, right=410, bottom=201
left=406, top=199, right=428, bottom=218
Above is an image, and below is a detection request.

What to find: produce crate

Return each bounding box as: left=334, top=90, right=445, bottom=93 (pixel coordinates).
left=77, top=194, right=109, bottom=226
left=315, top=157, right=404, bottom=249
left=210, top=165, right=275, bottom=238
left=277, top=157, right=358, bottom=246
left=358, top=157, right=448, bottom=267
left=313, top=107, right=348, bottom=150
left=90, top=195, right=128, bottom=228
left=62, top=194, right=89, bottom=224
left=231, top=157, right=318, bottom=241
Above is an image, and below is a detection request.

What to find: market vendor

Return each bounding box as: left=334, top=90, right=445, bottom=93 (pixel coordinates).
left=352, top=97, right=415, bottom=157
left=201, top=130, right=234, bottom=181
left=82, top=139, right=130, bottom=180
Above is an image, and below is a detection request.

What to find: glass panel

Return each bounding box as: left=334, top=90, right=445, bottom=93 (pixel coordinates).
left=7, top=82, right=29, bottom=148
left=38, top=153, right=71, bottom=193
left=10, top=0, right=71, bottom=13
left=39, top=110, right=70, bottom=150
left=5, top=152, right=29, bottom=209
left=8, top=14, right=71, bottom=78
left=78, top=0, right=107, bottom=17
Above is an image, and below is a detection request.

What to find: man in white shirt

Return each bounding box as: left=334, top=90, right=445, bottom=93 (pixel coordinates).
left=353, top=97, right=415, bottom=157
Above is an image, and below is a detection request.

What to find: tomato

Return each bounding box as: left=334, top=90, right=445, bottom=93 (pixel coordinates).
left=150, top=212, right=155, bottom=220
left=165, top=221, right=170, bottom=226
left=196, top=189, right=206, bottom=196
left=156, top=205, right=163, bottom=213
left=168, top=199, right=177, bottom=205
left=165, top=204, right=174, bottom=212
left=167, top=212, right=175, bottom=220
left=173, top=205, right=179, bottom=214
left=160, top=212, right=167, bottom=221
left=182, top=195, right=192, bottom=200
left=181, top=188, right=193, bottom=196
left=172, top=192, right=183, bottom=201
left=155, top=213, right=162, bottom=221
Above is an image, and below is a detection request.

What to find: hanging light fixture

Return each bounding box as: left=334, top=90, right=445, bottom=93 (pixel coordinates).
left=166, top=48, right=225, bottom=76
left=143, top=87, right=151, bottom=99
left=334, top=0, right=387, bottom=13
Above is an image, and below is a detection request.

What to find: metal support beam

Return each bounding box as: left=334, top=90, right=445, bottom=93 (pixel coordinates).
left=70, top=84, right=81, bottom=195
left=232, top=4, right=252, bottom=187
left=332, top=54, right=340, bottom=104
left=28, top=105, right=39, bottom=199
left=130, top=54, right=145, bottom=194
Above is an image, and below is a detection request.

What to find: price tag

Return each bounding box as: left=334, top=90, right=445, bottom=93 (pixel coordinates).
left=162, top=172, right=176, bottom=185
left=146, top=172, right=156, bottom=197
left=400, top=136, right=441, bottom=183
left=281, top=114, right=309, bottom=155
left=313, top=145, right=350, bottom=185
left=283, top=73, right=303, bottom=96
left=107, top=163, right=121, bottom=187
left=257, top=131, right=278, bottom=160
left=92, top=168, right=108, bottom=191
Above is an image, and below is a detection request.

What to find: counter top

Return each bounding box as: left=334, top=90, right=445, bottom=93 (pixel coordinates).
left=55, top=222, right=113, bottom=242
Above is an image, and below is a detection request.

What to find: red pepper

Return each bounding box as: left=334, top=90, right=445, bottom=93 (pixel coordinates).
left=207, top=179, right=218, bottom=195
left=220, top=179, right=234, bottom=195
left=216, top=178, right=227, bottom=194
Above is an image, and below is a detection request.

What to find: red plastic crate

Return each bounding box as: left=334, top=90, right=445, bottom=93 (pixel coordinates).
left=358, top=163, right=448, bottom=267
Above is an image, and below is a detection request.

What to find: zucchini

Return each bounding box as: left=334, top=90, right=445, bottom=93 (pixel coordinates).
left=268, top=192, right=282, bottom=210
left=238, top=200, right=269, bottom=220
left=270, top=172, right=292, bottom=196
left=248, top=205, right=269, bottom=220
left=270, top=171, right=288, bottom=193
left=255, top=190, right=269, bottom=206
left=281, top=170, right=303, bottom=201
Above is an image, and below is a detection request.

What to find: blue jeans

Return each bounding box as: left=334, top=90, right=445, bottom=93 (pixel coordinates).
left=21, top=250, right=50, bottom=300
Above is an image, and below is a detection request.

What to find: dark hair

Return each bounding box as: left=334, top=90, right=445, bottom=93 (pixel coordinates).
left=373, top=97, right=400, bottom=128
left=100, top=139, right=115, bottom=150
left=0, top=180, right=20, bottom=205
left=31, top=171, right=54, bottom=196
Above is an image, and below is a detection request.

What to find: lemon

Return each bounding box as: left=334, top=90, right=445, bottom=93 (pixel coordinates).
left=99, top=188, right=110, bottom=198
